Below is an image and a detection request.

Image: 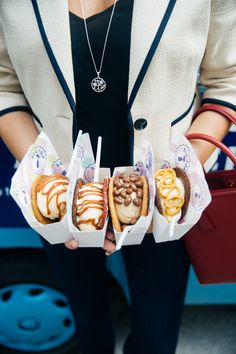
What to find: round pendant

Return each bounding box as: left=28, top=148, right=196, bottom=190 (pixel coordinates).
left=91, top=76, right=106, bottom=93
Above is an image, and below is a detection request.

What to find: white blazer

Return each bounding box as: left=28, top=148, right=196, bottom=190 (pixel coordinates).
left=0, top=0, right=236, bottom=166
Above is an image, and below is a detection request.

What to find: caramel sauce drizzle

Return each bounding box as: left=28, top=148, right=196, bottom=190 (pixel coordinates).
left=76, top=183, right=104, bottom=230
left=37, top=175, right=68, bottom=218
left=79, top=191, right=102, bottom=198
left=78, top=218, right=102, bottom=229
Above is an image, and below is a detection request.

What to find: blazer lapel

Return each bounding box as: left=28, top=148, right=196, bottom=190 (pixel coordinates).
left=128, top=0, right=177, bottom=112
left=31, top=0, right=76, bottom=114
left=31, top=0, right=176, bottom=116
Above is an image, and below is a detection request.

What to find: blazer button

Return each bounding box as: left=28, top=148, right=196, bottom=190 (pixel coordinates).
left=133, top=118, right=148, bottom=131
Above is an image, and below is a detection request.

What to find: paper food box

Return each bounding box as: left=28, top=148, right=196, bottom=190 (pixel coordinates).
left=152, top=135, right=212, bottom=243
left=110, top=139, right=155, bottom=249
left=10, top=132, right=72, bottom=244
left=67, top=133, right=110, bottom=247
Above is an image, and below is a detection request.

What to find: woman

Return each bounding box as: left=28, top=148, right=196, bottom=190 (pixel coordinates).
left=0, top=1, right=235, bottom=353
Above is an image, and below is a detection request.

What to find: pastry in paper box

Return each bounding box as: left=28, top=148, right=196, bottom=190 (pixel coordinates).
left=155, top=168, right=190, bottom=223
left=109, top=172, right=148, bottom=232
left=72, top=178, right=109, bottom=231
left=31, top=174, right=69, bottom=224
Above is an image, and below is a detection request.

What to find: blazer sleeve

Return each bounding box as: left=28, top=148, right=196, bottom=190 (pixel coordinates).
left=0, top=22, right=32, bottom=117
left=199, top=0, right=236, bottom=111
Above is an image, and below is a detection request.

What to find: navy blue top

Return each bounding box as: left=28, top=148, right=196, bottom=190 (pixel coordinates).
left=70, top=0, right=134, bottom=170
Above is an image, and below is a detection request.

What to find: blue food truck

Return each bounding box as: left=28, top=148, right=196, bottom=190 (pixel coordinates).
left=1, top=128, right=236, bottom=353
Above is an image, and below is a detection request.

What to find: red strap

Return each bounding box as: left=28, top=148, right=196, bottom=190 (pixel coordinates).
left=186, top=133, right=236, bottom=165
left=193, top=104, right=236, bottom=125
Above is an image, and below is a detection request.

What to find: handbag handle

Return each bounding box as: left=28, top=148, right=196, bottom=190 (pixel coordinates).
left=193, top=104, right=236, bottom=125
left=186, top=133, right=236, bottom=165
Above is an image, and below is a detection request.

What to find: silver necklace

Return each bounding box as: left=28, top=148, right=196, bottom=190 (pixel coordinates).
left=80, top=0, right=118, bottom=93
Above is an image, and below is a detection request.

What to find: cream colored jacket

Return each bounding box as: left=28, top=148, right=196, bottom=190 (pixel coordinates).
left=0, top=0, right=236, bottom=166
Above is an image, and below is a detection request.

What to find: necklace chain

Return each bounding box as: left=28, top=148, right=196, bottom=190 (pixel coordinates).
left=80, top=0, right=118, bottom=92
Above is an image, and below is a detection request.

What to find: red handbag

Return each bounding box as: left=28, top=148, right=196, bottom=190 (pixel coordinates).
left=184, top=109, right=236, bottom=284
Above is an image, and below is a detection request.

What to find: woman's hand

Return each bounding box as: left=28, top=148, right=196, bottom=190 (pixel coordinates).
left=64, top=239, right=80, bottom=250
left=103, top=221, right=116, bottom=255
left=147, top=219, right=153, bottom=234
left=64, top=221, right=116, bottom=254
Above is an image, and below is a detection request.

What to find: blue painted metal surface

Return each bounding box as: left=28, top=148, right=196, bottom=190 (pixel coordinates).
left=0, top=228, right=42, bottom=248
left=0, top=284, right=75, bottom=351
left=0, top=142, right=28, bottom=227
left=185, top=268, right=236, bottom=305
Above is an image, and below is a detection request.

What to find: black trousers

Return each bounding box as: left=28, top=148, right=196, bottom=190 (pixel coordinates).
left=42, top=235, right=190, bottom=354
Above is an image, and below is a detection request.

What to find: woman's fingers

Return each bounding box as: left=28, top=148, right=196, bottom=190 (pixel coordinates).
left=147, top=218, right=153, bottom=234
left=104, top=224, right=116, bottom=255
left=64, top=224, right=116, bottom=254
left=105, top=229, right=116, bottom=242
left=104, top=238, right=116, bottom=255
left=64, top=239, right=79, bottom=250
